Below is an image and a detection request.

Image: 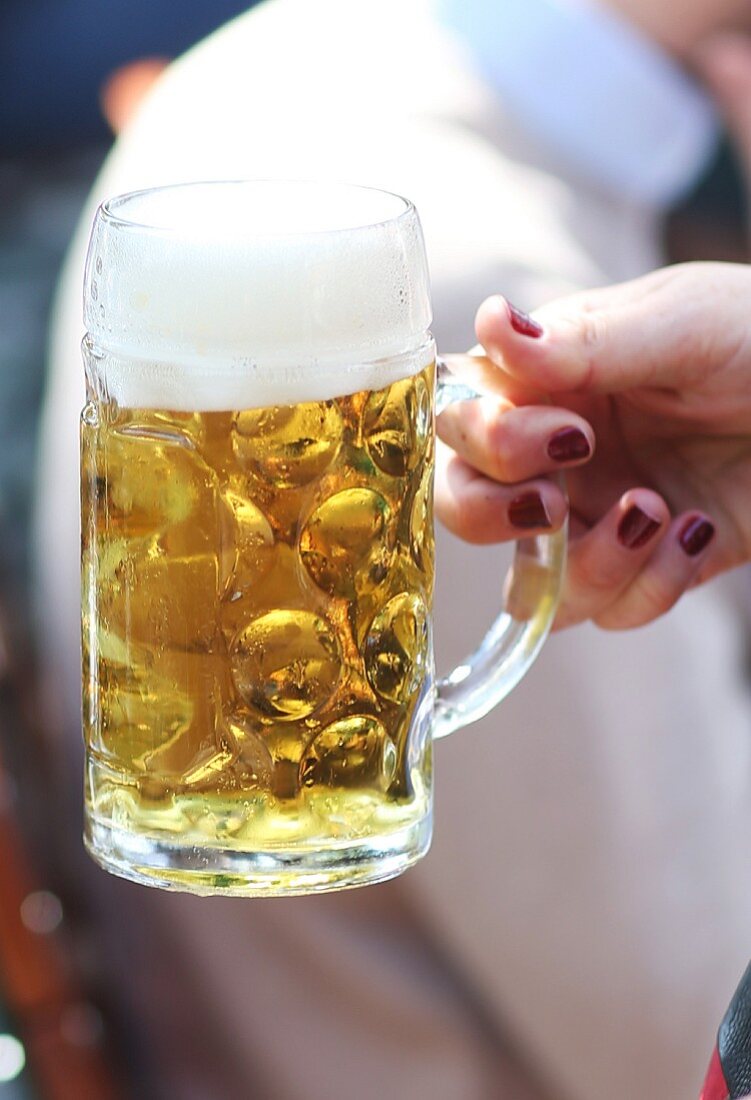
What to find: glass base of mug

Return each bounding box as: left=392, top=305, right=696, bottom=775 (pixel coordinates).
left=83, top=814, right=432, bottom=897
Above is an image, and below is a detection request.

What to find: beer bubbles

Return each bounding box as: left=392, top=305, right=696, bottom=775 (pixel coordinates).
left=81, top=181, right=437, bottom=894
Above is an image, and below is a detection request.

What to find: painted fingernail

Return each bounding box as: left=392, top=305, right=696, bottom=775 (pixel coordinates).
left=679, top=515, right=715, bottom=556
left=506, top=301, right=544, bottom=339
left=547, top=427, right=591, bottom=463
left=509, top=491, right=552, bottom=529
left=617, top=505, right=662, bottom=550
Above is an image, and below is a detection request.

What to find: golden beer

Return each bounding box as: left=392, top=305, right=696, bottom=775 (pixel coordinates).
left=81, top=364, right=435, bottom=884
left=81, top=180, right=563, bottom=895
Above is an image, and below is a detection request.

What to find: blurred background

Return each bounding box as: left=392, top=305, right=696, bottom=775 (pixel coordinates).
left=0, top=0, right=260, bottom=599
left=2, top=1, right=751, bottom=1098
left=0, top=5, right=258, bottom=1097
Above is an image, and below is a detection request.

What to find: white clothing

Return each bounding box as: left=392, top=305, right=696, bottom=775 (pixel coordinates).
left=437, top=0, right=718, bottom=205
left=36, top=2, right=751, bottom=1098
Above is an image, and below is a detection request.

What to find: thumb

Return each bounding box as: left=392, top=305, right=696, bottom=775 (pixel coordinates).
left=475, top=263, right=751, bottom=395
left=696, top=33, right=751, bottom=178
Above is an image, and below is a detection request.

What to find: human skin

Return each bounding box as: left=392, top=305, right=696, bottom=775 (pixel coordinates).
left=430, top=0, right=751, bottom=634
left=435, top=263, right=751, bottom=631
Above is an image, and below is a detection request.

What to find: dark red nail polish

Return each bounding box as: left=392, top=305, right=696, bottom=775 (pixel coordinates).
left=617, top=505, right=662, bottom=550
left=508, top=491, right=551, bottom=529
left=547, top=427, right=591, bottom=463
left=679, top=515, right=715, bottom=557
left=506, top=301, right=544, bottom=339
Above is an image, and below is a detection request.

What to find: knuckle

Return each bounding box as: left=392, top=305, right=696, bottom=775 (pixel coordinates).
left=562, top=303, right=606, bottom=349
left=557, top=306, right=607, bottom=389
left=630, top=571, right=681, bottom=619
left=577, top=312, right=607, bottom=387
left=435, top=405, right=462, bottom=447
left=596, top=574, right=681, bottom=631
left=579, top=309, right=606, bottom=350
left=594, top=604, right=659, bottom=631
left=452, top=493, right=476, bottom=541
left=439, top=485, right=481, bottom=544
left=569, top=550, right=627, bottom=596
left=593, top=609, right=640, bottom=631
left=486, top=417, right=516, bottom=480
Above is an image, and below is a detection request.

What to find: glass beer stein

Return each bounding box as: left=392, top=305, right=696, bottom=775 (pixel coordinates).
left=81, top=181, right=565, bottom=896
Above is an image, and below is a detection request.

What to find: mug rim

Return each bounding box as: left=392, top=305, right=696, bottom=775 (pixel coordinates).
left=99, top=179, right=416, bottom=238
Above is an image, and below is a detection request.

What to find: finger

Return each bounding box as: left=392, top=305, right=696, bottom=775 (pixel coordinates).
left=594, top=512, right=716, bottom=630
left=435, top=445, right=567, bottom=545
left=554, top=489, right=670, bottom=629
left=440, top=352, right=550, bottom=406
left=475, top=264, right=751, bottom=394
left=437, top=399, right=594, bottom=484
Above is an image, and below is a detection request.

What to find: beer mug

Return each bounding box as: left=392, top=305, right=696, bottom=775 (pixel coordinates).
left=81, top=181, right=565, bottom=896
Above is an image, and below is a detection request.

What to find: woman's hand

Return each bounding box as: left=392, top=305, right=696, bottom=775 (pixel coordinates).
left=435, top=262, right=751, bottom=630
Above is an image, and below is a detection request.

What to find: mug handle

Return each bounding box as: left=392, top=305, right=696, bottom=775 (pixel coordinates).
left=432, top=356, right=567, bottom=739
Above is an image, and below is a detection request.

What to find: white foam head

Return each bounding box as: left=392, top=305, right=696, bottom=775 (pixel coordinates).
left=83, top=180, right=433, bottom=410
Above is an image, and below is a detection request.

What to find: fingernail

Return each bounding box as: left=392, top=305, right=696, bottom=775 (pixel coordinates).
left=679, top=515, right=715, bottom=556
left=509, top=491, right=552, bottom=529
left=617, top=505, right=662, bottom=550
left=506, top=301, right=544, bottom=339
left=547, top=427, right=591, bottom=463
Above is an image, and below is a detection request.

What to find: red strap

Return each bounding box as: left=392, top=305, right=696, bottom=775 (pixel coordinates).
left=702, top=1047, right=729, bottom=1100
